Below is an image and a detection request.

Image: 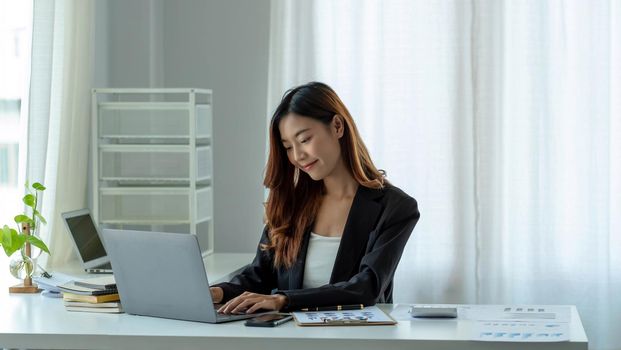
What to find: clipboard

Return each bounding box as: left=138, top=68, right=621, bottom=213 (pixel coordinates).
left=292, top=305, right=397, bottom=326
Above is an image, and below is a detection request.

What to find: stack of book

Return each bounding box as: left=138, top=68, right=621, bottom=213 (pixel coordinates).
left=58, top=276, right=123, bottom=314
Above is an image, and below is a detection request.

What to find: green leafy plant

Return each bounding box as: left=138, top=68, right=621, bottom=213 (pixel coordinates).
left=0, top=182, right=50, bottom=258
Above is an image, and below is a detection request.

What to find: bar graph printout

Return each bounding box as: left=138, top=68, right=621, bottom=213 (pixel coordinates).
left=473, top=320, right=569, bottom=342
left=466, top=306, right=570, bottom=342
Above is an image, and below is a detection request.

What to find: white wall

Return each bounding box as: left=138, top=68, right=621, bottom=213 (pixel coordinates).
left=93, top=0, right=108, bottom=88
left=94, top=0, right=271, bottom=253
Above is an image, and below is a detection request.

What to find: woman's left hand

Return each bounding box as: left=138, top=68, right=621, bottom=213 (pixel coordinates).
left=217, top=291, right=288, bottom=314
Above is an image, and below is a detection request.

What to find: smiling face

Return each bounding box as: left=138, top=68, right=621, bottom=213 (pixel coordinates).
left=279, top=113, right=345, bottom=181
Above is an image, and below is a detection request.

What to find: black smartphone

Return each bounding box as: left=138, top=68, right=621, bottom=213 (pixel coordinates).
left=244, top=313, right=293, bottom=327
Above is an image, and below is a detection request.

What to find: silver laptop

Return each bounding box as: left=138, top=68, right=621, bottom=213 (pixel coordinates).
left=61, top=209, right=113, bottom=273
left=101, top=229, right=271, bottom=323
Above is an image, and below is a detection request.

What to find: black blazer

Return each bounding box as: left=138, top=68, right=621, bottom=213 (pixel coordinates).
left=213, top=184, right=420, bottom=311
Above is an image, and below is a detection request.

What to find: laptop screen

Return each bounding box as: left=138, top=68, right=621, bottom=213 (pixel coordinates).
left=65, top=213, right=107, bottom=262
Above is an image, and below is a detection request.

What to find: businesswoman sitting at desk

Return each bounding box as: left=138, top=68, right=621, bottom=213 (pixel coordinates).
left=211, top=82, right=420, bottom=314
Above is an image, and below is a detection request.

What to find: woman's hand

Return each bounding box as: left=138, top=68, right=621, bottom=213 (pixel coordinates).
left=210, top=287, right=224, bottom=303
left=217, top=291, right=288, bottom=314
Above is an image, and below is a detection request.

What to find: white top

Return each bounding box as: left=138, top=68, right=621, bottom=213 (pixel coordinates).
left=302, top=232, right=342, bottom=288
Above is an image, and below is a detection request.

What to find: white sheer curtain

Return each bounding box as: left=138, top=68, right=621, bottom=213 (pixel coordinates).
left=27, top=0, right=94, bottom=269
left=268, top=1, right=621, bottom=349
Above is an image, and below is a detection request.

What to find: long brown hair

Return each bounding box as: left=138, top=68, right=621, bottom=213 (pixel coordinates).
left=263, top=82, right=385, bottom=269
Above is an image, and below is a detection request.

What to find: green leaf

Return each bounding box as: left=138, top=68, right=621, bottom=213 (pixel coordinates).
left=1, top=225, right=13, bottom=248
left=32, top=182, right=46, bottom=191
left=3, top=230, right=25, bottom=257
left=34, top=210, right=47, bottom=225
left=2, top=244, right=12, bottom=257
left=26, top=235, right=50, bottom=254
left=23, top=194, right=36, bottom=208
left=14, top=215, right=32, bottom=224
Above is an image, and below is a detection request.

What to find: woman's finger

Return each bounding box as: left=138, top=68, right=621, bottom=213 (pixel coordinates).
left=246, top=299, right=271, bottom=314
left=231, top=297, right=263, bottom=314
left=219, top=295, right=246, bottom=314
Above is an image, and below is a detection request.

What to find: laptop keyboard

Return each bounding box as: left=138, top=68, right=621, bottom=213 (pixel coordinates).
left=216, top=313, right=237, bottom=321
left=213, top=304, right=250, bottom=321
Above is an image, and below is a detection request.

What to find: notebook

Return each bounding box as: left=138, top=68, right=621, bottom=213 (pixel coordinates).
left=62, top=292, right=121, bottom=303
left=58, top=281, right=117, bottom=296
left=61, top=209, right=112, bottom=273
left=74, top=275, right=116, bottom=290
left=101, top=228, right=274, bottom=323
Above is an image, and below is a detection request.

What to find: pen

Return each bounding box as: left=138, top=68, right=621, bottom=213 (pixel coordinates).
left=301, top=304, right=364, bottom=312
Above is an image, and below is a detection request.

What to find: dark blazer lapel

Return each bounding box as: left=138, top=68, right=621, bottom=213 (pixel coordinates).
left=289, top=227, right=312, bottom=290
left=330, top=186, right=383, bottom=283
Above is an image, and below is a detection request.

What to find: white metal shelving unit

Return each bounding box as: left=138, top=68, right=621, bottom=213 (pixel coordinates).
left=92, top=88, right=214, bottom=256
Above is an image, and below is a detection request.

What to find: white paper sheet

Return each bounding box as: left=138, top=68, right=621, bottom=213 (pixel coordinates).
left=464, top=305, right=571, bottom=342
left=461, top=305, right=571, bottom=322
left=33, top=272, right=78, bottom=293
left=473, top=320, right=569, bottom=342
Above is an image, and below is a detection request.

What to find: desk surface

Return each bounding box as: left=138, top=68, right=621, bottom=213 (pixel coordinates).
left=0, top=254, right=588, bottom=350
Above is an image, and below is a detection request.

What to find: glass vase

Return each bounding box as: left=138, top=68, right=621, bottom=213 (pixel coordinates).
left=9, top=250, right=36, bottom=280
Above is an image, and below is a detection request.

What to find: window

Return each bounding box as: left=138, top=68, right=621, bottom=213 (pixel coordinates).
left=0, top=99, right=21, bottom=186
left=0, top=1, right=32, bottom=239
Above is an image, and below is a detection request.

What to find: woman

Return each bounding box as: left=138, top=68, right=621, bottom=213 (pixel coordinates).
left=212, top=82, right=420, bottom=314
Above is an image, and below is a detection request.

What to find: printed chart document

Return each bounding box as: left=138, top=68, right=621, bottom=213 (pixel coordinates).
left=462, top=305, right=571, bottom=322
left=292, top=305, right=396, bottom=326
left=472, top=320, right=568, bottom=342
left=463, top=305, right=571, bottom=342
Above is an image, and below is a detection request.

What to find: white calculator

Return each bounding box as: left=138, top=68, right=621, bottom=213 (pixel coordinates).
left=409, top=305, right=458, bottom=318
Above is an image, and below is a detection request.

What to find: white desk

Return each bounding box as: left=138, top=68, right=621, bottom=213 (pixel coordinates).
left=0, top=255, right=588, bottom=350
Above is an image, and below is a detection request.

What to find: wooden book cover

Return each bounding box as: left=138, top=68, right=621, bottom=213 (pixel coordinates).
left=62, top=292, right=120, bottom=303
